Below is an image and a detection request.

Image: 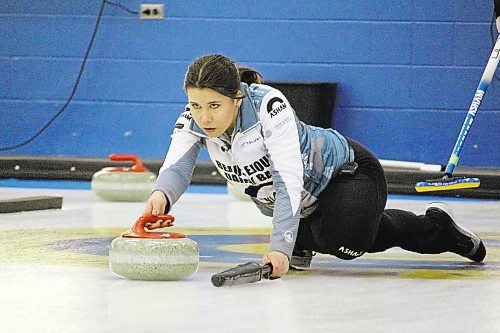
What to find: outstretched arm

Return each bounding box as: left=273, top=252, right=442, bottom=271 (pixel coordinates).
left=259, top=89, right=304, bottom=277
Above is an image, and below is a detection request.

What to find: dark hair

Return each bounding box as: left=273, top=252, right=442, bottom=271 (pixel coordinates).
left=184, top=54, right=263, bottom=98
left=238, top=66, right=264, bottom=85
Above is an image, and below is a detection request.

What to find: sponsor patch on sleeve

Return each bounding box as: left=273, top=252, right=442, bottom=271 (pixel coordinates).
left=266, top=96, right=287, bottom=118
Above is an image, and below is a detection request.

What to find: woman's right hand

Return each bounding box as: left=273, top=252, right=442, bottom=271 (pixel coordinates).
left=143, top=190, right=170, bottom=229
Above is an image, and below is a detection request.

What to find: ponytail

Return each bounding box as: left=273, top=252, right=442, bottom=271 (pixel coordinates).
left=238, top=66, right=264, bottom=85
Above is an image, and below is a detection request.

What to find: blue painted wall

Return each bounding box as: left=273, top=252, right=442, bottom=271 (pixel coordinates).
left=0, top=1, right=499, bottom=167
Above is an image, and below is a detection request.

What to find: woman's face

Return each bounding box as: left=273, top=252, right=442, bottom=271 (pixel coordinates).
left=186, top=87, right=241, bottom=138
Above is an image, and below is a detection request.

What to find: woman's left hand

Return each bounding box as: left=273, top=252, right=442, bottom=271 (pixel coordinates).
left=262, top=251, right=289, bottom=278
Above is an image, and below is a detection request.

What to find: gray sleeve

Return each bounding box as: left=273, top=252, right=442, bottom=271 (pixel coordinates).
left=267, top=164, right=301, bottom=259
left=152, top=109, right=203, bottom=212
left=152, top=142, right=201, bottom=212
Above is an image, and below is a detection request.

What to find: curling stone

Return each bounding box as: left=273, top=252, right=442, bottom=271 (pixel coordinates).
left=91, top=154, right=156, bottom=202
left=109, top=214, right=199, bottom=281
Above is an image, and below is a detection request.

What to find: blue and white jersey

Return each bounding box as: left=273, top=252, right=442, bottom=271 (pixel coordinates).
left=153, top=82, right=353, bottom=257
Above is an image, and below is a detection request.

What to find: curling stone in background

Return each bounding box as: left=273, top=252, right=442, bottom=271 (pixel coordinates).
left=92, top=154, right=156, bottom=202
left=109, top=214, right=199, bottom=281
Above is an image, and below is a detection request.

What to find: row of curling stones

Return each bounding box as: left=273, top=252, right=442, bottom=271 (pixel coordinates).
left=91, top=154, right=156, bottom=202
left=109, top=214, right=199, bottom=281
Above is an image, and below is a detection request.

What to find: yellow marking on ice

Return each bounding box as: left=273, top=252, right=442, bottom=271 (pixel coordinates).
left=0, top=228, right=116, bottom=268
left=0, top=227, right=270, bottom=268
left=297, top=266, right=500, bottom=280
left=0, top=228, right=498, bottom=280
left=398, top=269, right=500, bottom=280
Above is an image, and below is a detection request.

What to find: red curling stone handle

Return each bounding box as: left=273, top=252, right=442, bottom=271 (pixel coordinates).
left=122, top=214, right=186, bottom=239
left=108, top=154, right=147, bottom=172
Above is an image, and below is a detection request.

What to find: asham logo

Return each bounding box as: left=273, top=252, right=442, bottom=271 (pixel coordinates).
left=468, top=90, right=484, bottom=116
left=284, top=231, right=294, bottom=243
left=338, top=246, right=363, bottom=257
left=266, top=97, right=286, bottom=118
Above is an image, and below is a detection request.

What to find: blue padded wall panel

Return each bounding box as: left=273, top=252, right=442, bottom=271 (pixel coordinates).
left=0, top=2, right=101, bottom=15
left=167, top=1, right=413, bottom=20
left=453, top=23, right=497, bottom=66
left=1, top=58, right=84, bottom=100
left=2, top=59, right=415, bottom=107
left=0, top=100, right=195, bottom=158
left=333, top=107, right=499, bottom=167
left=408, top=23, right=494, bottom=66
left=0, top=58, right=189, bottom=103
left=410, top=1, right=492, bottom=22
left=0, top=1, right=497, bottom=167
left=412, top=24, right=456, bottom=66
left=1, top=17, right=413, bottom=64
left=0, top=16, right=98, bottom=57
left=410, top=67, right=499, bottom=110
left=0, top=1, right=413, bottom=20
left=1, top=0, right=490, bottom=22
left=2, top=59, right=497, bottom=111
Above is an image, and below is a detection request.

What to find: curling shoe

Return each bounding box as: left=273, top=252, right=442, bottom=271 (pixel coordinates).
left=426, top=202, right=486, bottom=262
left=289, top=249, right=314, bottom=270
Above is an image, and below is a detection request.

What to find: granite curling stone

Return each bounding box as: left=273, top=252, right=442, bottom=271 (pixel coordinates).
left=91, top=154, right=156, bottom=202
left=109, top=214, right=199, bottom=281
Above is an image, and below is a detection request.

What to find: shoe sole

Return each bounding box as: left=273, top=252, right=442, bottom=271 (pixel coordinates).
left=289, top=254, right=313, bottom=270
left=289, top=259, right=312, bottom=271
left=426, top=202, right=481, bottom=260
left=289, top=265, right=310, bottom=271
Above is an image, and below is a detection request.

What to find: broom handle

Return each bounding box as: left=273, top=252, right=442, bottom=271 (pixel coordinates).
left=443, top=34, right=500, bottom=177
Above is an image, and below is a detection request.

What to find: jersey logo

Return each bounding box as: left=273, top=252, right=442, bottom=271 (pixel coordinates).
left=266, top=97, right=286, bottom=118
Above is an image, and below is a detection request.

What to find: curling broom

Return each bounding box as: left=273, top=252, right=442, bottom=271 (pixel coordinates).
left=415, top=19, right=500, bottom=192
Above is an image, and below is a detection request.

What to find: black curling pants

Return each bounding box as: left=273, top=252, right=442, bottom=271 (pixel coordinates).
left=294, top=138, right=453, bottom=260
